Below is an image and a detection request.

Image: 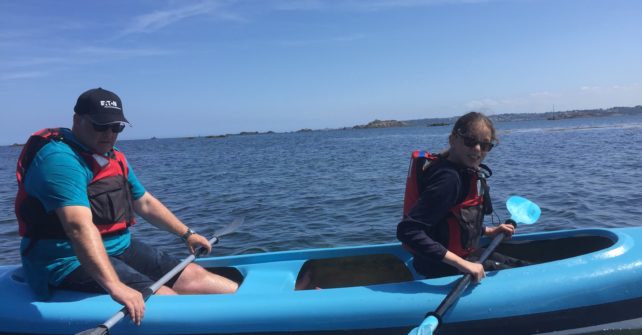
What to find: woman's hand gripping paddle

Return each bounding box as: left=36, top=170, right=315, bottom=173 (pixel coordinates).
left=408, top=196, right=541, bottom=335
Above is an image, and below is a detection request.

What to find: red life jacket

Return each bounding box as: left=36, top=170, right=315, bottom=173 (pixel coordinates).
left=402, top=150, right=490, bottom=258
left=15, top=128, right=136, bottom=240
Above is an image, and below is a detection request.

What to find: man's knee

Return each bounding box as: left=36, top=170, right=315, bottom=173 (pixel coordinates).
left=180, top=263, right=208, bottom=280
left=174, top=263, right=238, bottom=294
left=173, top=263, right=213, bottom=288
left=155, top=285, right=178, bottom=295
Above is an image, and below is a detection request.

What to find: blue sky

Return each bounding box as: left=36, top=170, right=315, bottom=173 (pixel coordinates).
left=1, top=0, right=641, bottom=144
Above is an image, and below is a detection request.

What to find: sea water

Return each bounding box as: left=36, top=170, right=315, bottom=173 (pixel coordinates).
left=1, top=114, right=641, bottom=334
left=1, top=114, right=641, bottom=264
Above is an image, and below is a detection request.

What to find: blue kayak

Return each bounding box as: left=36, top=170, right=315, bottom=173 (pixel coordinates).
left=2, top=227, right=642, bottom=335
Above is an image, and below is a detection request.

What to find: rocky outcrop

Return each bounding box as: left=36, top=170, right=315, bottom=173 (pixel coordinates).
left=353, top=119, right=407, bottom=129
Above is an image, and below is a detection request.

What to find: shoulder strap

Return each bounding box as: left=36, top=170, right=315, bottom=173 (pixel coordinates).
left=478, top=163, right=492, bottom=179
left=476, top=165, right=493, bottom=215
left=17, top=128, right=64, bottom=182
left=17, top=128, right=92, bottom=180
left=402, top=150, right=440, bottom=216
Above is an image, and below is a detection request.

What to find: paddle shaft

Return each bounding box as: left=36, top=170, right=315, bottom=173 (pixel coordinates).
left=432, top=230, right=508, bottom=318
left=99, top=236, right=219, bottom=330
left=410, top=197, right=540, bottom=335
left=76, top=217, right=243, bottom=335
left=411, top=232, right=509, bottom=335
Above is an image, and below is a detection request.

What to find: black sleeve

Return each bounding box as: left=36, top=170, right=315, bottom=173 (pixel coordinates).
left=396, top=167, right=463, bottom=261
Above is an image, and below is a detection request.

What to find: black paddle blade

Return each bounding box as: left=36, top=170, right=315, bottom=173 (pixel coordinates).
left=74, top=325, right=109, bottom=335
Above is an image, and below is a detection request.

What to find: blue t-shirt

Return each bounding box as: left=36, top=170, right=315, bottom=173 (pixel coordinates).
left=20, top=128, right=145, bottom=300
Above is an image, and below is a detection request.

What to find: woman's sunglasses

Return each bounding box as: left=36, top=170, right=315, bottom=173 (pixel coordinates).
left=457, top=131, right=495, bottom=152
left=92, top=122, right=126, bottom=133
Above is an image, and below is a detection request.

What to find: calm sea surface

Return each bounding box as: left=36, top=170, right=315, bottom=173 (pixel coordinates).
left=1, top=115, right=642, bottom=266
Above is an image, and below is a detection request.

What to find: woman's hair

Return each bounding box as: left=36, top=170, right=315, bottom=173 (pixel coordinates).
left=451, top=111, right=498, bottom=143
left=440, top=111, right=498, bottom=157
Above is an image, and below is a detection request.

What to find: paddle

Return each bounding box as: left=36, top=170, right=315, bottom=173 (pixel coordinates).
left=75, top=216, right=244, bottom=335
left=408, top=196, right=541, bottom=335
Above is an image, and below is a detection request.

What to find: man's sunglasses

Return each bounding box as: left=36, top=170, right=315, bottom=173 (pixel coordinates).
left=457, top=131, right=495, bottom=152
left=92, top=122, right=126, bottom=133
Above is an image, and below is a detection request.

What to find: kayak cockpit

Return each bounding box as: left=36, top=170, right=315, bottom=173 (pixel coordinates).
left=5, top=231, right=618, bottom=295
left=294, top=254, right=414, bottom=290
left=283, top=231, right=618, bottom=290
left=495, top=233, right=616, bottom=263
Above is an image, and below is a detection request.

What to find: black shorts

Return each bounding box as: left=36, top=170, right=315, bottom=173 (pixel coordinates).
left=58, top=238, right=183, bottom=294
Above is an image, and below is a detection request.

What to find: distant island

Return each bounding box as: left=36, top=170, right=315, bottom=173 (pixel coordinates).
left=151, top=105, right=642, bottom=140
left=9, top=105, right=642, bottom=147
left=353, top=119, right=408, bottom=129
left=8, top=106, right=639, bottom=146
left=181, top=105, right=642, bottom=139
left=355, top=105, right=642, bottom=129
left=185, top=130, right=275, bottom=140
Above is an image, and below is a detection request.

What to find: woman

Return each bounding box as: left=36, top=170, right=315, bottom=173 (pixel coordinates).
left=397, top=111, right=517, bottom=282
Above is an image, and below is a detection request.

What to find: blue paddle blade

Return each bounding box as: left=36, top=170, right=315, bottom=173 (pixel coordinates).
left=407, top=315, right=439, bottom=335
left=506, top=196, right=541, bottom=225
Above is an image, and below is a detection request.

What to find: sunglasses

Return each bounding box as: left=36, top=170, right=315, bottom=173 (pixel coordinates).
left=457, top=132, right=495, bottom=152
left=92, top=122, right=126, bottom=133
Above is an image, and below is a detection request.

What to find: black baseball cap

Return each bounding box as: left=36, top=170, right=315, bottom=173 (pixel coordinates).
left=74, top=88, right=129, bottom=125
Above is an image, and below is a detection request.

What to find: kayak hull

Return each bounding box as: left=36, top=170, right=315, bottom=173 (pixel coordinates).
left=2, top=227, right=642, bottom=335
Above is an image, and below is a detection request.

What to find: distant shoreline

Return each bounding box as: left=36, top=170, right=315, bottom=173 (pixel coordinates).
left=5, top=105, right=642, bottom=146
left=182, top=105, right=642, bottom=139
left=401, top=105, right=642, bottom=128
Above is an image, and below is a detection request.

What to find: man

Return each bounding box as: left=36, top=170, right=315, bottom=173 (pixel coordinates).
left=15, top=88, right=238, bottom=325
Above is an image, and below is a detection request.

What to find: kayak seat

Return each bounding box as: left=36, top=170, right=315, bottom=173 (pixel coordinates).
left=295, top=254, right=413, bottom=290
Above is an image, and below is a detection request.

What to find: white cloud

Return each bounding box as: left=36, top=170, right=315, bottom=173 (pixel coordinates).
left=580, top=84, right=641, bottom=93
left=347, top=0, right=490, bottom=11
left=4, top=56, right=68, bottom=68
left=115, top=0, right=500, bottom=37
left=466, top=98, right=501, bottom=110
left=272, top=0, right=326, bottom=11
left=0, top=71, right=49, bottom=81
left=530, top=91, right=558, bottom=98
left=276, top=33, right=367, bottom=46
left=74, top=47, right=173, bottom=58
left=272, top=0, right=491, bottom=12
left=0, top=47, right=173, bottom=82
left=464, top=83, right=642, bottom=114
left=123, top=1, right=241, bottom=34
